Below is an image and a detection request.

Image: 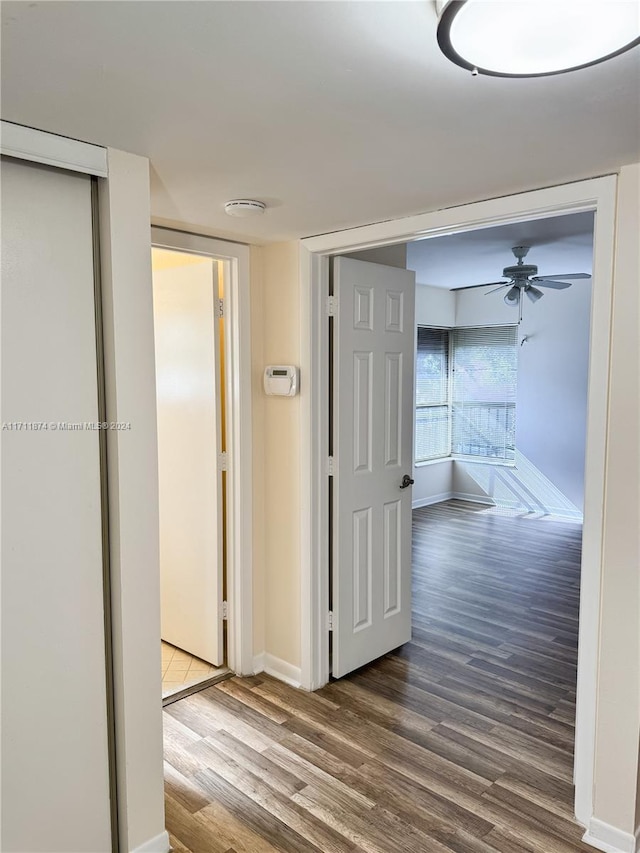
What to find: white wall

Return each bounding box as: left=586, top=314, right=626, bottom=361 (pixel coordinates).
left=1, top=158, right=112, bottom=853
left=347, top=243, right=407, bottom=269
left=416, top=281, right=456, bottom=327
left=454, top=268, right=592, bottom=517
left=412, top=283, right=456, bottom=506
left=588, top=162, right=640, bottom=844
left=99, top=149, right=168, bottom=853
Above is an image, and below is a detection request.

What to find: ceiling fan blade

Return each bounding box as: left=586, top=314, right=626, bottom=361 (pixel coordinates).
left=452, top=281, right=509, bottom=292
left=534, top=279, right=573, bottom=290
left=485, top=283, right=510, bottom=295
left=535, top=273, right=591, bottom=280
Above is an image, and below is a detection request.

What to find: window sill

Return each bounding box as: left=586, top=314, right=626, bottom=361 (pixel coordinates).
left=452, top=455, right=516, bottom=468
left=414, top=456, right=517, bottom=469
left=415, top=457, right=453, bottom=468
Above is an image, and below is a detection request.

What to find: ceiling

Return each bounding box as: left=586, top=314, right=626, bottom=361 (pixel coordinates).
left=2, top=2, right=638, bottom=244
left=407, top=210, right=595, bottom=289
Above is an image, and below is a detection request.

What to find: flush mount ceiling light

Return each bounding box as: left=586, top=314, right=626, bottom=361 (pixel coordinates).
left=224, top=199, right=266, bottom=218
left=436, top=0, right=640, bottom=77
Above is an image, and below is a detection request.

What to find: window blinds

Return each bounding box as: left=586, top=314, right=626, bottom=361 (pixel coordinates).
left=451, top=325, right=518, bottom=460
left=415, top=327, right=450, bottom=462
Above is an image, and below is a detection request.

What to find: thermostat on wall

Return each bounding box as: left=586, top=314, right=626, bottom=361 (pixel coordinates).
left=264, top=365, right=299, bottom=397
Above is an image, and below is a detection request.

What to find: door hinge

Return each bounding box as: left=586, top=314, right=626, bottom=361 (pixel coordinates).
left=218, top=297, right=225, bottom=318
left=328, top=611, right=334, bottom=632
left=219, top=451, right=228, bottom=471
left=222, top=600, right=228, bottom=621
left=326, top=456, right=335, bottom=476
left=326, top=295, right=338, bottom=317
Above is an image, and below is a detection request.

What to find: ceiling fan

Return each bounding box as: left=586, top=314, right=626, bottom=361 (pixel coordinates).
left=456, top=245, right=591, bottom=311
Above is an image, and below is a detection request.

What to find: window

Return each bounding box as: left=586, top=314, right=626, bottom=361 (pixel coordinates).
left=415, top=325, right=518, bottom=464
left=451, top=326, right=518, bottom=461
left=415, top=328, right=450, bottom=462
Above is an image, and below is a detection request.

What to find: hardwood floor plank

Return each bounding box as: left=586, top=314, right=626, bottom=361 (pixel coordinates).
left=214, top=677, right=292, bottom=724
left=199, top=800, right=285, bottom=853
left=164, top=761, right=211, bottom=814
left=165, top=793, right=233, bottom=853
left=193, top=765, right=357, bottom=853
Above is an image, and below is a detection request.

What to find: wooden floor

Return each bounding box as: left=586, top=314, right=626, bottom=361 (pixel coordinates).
left=164, top=500, right=592, bottom=853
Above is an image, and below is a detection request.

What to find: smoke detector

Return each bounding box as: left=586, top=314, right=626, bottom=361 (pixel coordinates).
left=224, top=199, right=266, bottom=218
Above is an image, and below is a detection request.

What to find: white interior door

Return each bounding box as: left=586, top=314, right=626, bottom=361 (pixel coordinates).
left=1, top=157, right=112, bottom=851
left=332, top=257, right=416, bottom=678
left=153, top=258, right=224, bottom=666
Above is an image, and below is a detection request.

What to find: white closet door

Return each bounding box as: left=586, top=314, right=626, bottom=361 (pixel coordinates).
left=333, top=257, right=416, bottom=678
left=1, top=157, right=112, bottom=851
left=153, top=259, right=224, bottom=666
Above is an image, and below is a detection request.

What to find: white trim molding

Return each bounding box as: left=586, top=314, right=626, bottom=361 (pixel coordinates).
left=451, top=491, right=496, bottom=506
left=298, top=174, right=618, bottom=833
left=299, top=250, right=331, bottom=691
left=150, top=226, right=254, bottom=677
left=1, top=120, right=108, bottom=177
left=412, top=492, right=454, bottom=509
left=253, top=653, right=302, bottom=689
left=131, top=830, right=172, bottom=853
left=583, top=819, right=639, bottom=853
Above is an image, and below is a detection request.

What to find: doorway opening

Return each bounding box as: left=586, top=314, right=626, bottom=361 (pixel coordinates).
left=300, top=176, right=617, bottom=832
left=325, top=209, right=595, bottom=831
left=150, top=227, right=254, bottom=707
left=151, top=247, right=231, bottom=704
left=329, top=207, right=594, bottom=672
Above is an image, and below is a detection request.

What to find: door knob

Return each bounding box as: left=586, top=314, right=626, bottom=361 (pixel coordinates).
left=400, top=474, right=415, bottom=489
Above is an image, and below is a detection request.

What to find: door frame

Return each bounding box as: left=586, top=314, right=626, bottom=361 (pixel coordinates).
left=298, top=174, right=618, bottom=830
left=151, top=226, right=254, bottom=676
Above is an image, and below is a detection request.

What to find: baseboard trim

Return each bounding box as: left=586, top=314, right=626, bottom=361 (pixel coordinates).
left=131, top=829, right=171, bottom=853
left=451, top=491, right=495, bottom=506
left=412, top=491, right=453, bottom=509
left=583, top=818, right=638, bottom=853
left=253, top=652, right=301, bottom=688
left=449, top=491, right=584, bottom=521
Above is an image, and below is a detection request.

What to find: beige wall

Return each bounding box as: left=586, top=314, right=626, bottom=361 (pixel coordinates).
left=591, top=162, right=640, bottom=837
left=253, top=242, right=302, bottom=672
left=251, top=246, right=266, bottom=659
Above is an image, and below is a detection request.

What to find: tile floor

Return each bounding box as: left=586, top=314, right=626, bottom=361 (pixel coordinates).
left=161, top=641, right=226, bottom=698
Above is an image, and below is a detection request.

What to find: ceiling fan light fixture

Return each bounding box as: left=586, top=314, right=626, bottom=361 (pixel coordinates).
left=436, top=0, right=640, bottom=78
left=526, top=285, right=544, bottom=303
left=504, top=286, right=520, bottom=306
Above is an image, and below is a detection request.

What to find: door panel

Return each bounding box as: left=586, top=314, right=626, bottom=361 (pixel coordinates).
left=1, top=157, right=112, bottom=852
left=153, top=258, right=224, bottom=666
left=333, top=257, right=415, bottom=678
